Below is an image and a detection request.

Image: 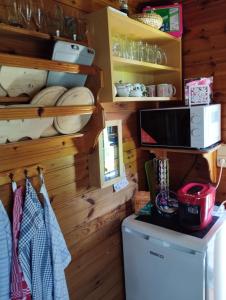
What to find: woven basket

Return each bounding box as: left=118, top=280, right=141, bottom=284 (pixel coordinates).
left=131, top=12, right=163, bottom=30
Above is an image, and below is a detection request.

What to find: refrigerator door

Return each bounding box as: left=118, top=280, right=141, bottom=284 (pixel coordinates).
left=122, top=226, right=205, bottom=300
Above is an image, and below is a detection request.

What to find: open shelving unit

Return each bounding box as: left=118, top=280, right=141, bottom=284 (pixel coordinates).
left=0, top=23, right=105, bottom=154
left=141, top=143, right=222, bottom=183
left=86, top=7, right=182, bottom=102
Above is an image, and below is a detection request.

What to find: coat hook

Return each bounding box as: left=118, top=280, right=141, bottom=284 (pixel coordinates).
left=37, top=166, right=43, bottom=174
left=9, top=172, right=14, bottom=182
left=24, top=169, right=28, bottom=178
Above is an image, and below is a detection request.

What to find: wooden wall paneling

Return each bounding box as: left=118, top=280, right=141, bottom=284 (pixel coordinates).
left=0, top=1, right=156, bottom=299
left=182, top=0, right=226, bottom=201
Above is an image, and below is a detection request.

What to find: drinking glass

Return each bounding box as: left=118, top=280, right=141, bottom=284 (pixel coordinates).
left=64, top=16, right=77, bottom=40
left=33, top=0, right=45, bottom=32
left=138, top=41, right=145, bottom=61
left=158, top=47, right=167, bottom=65
left=112, top=34, right=122, bottom=57
left=19, top=0, right=32, bottom=29
left=121, top=35, right=129, bottom=59
left=7, top=0, right=22, bottom=27
left=146, top=44, right=155, bottom=63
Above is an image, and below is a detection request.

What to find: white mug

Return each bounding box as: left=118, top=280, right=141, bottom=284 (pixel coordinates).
left=146, top=84, right=156, bottom=97
left=157, top=84, right=176, bottom=97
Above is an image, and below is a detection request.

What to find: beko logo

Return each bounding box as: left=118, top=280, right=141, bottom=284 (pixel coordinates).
left=149, top=250, right=164, bottom=259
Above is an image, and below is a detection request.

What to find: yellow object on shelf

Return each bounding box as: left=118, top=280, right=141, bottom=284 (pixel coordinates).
left=130, top=12, right=163, bottom=29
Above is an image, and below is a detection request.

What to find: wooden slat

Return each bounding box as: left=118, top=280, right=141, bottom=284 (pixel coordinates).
left=0, top=96, right=30, bottom=104
left=0, top=22, right=50, bottom=40
left=0, top=134, right=82, bottom=172
left=141, top=144, right=222, bottom=155
left=0, top=23, right=88, bottom=46
left=0, top=105, right=95, bottom=120
left=0, top=53, right=97, bottom=75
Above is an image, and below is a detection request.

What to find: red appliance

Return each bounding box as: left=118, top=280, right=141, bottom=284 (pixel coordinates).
left=177, top=182, right=216, bottom=231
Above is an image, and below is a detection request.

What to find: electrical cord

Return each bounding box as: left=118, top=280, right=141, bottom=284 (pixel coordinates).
left=215, top=158, right=225, bottom=190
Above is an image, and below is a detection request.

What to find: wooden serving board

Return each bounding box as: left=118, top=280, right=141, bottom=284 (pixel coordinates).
left=0, top=66, right=47, bottom=97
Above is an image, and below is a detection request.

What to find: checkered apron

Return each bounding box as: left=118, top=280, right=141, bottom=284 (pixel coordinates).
left=11, top=185, right=31, bottom=300
left=40, top=174, right=71, bottom=300
left=18, top=179, right=53, bottom=300
left=0, top=200, right=12, bottom=300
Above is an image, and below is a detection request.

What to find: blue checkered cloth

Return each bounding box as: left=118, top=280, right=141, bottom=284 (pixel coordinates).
left=0, top=200, right=12, bottom=300
left=18, top=179, right=53, bottom=300
left=40, top=175, right=71, bottom=300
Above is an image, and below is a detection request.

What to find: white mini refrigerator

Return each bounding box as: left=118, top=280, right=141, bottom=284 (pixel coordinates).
left=122, top=214, right=226, bottom=300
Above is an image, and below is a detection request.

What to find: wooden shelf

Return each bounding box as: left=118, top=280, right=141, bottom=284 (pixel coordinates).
left=113, top=57, right=180, bottom=73
left=141, top=144, right=221, bottom=183
left=141, top=144, right=222, bottom=155
left=0, top=96, right=30, bottom=104
left=0, top=53, right=97, bottom=75
left=114, top=96, right=178, bottom=102
left=0, top=105, right=95, bottom=120
left=86, top=7, right=182, bottom=102
left=108, top=10, right=180, bottom=44
left=0, top=23, right=87, bottom=45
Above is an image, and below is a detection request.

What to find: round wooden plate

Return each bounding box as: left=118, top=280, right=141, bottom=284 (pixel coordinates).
left=54, top=87, right=94, bottom=134
left=31, top=86, right=67, bottom=106
left=0, top=66, right=48, bottom=97
left=31, top=86, right=67, bottom=137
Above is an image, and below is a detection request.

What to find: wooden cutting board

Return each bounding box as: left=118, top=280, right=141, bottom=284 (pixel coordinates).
left=0, top=117, right=54, bottom=143
left=0, top=66, right=48, bottom=97
left=54, top=87, right=94, bottom=134
left=0, top=85, right=7, bottom=96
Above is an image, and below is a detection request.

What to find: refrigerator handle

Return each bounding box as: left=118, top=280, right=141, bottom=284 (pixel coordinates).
left=124, top=227, right=150, bottom=240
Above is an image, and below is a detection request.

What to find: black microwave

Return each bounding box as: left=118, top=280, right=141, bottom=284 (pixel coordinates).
left=139, top=105, right=221, bottom=149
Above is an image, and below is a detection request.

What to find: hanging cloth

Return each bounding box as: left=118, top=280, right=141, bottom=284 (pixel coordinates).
left=11, top=183, right=31, bottom=300
left=40, top=172, right=71, bottom=300
left=18, top=179, right=53, bottom=300
left=0, top=200, right=12, bottom=300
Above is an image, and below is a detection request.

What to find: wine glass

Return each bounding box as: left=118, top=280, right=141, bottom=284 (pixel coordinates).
left=54, top=4, right=64, bottom=37
left=19, top=0, right=32, bottom=29
left=33, top=0, right=45, bottom=32
left=7, top=0, right=22, bottom=27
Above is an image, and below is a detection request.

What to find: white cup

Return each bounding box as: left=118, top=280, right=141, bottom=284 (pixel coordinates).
left=146, top=84, right=156, bottom=97
left=157, top=84, right=176, bottom=97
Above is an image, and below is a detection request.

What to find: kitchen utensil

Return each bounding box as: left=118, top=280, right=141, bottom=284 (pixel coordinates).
left=177, top=182, right=216, bottom=231
left=46, top=41, right=95, bottom=88
left=0, top=66, right=47, bottom=97
left=54, top=87, right=94, bottom=134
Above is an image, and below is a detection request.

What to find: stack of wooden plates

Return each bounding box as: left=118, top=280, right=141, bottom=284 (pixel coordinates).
left=31, top=86, right=67, bottom=137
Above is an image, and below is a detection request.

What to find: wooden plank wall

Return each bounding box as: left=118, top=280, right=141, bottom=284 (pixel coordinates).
left=1, top=0, right=226, bottom=299
left=0, top=1, right=150, bottom=299
left=182, top=0, right=226, bottom=200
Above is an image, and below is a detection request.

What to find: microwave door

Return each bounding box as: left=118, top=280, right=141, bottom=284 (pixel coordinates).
left=140, top=109, right=191, bottom=148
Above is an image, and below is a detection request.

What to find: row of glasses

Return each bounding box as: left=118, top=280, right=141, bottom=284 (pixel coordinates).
left=7, top=0, right=40, bottom=30
left=1, top=0, right=86, bottom=40
left=112, top=34, right=167, bottom=65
